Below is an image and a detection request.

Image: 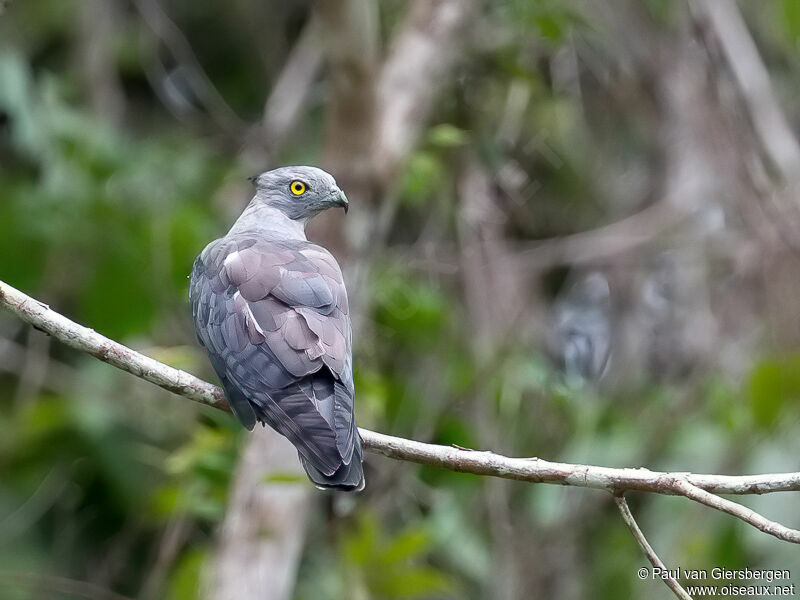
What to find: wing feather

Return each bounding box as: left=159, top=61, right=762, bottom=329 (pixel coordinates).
left=189, top=236, right=356, bottom=476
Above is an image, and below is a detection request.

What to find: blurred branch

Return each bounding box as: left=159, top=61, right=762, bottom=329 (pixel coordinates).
left=139, top=515, right=190, bottom=600
left=515, top=199, right=690, bottom=269
left=76, top=0, right=125, bottom=124
left=0, top=467, right=68, bottom=546
left=690, top=0, right=800, bottom=183
left=614, top=494, right=692, bottom=600
left=12, top=326, right=51, bottom=404
left=373, top=0, right=475, bottom=182
left=318, top=0, right=379, bottom=193
left=214, top=16, right=326, bottom=600
left=0, top=335, right=74, bottom=394
left=131, top=0, right=245, bottom=135
left=0, top=572, right=134, bottom=600
left=691, top=0, right=800, bottom=243
left=3, top=279, right=800, bottom=545
left=260, top=17, right=324, bottom=152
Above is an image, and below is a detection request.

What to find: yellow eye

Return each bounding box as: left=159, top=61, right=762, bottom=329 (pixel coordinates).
left=290, top=180, right=306, bottom=196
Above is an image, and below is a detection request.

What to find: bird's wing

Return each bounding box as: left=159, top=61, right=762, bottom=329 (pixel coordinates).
left=189, top=236, right=355, bottom=475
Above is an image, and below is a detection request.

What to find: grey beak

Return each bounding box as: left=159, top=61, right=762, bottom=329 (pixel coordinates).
left=336, top=189, right=349, bottom=214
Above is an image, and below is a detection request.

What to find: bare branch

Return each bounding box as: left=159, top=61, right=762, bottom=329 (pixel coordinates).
left=360, top=427, right=800, bottom=496
left=670, top=479, right=800, bottom=544
left=614, top=494, right=693, bottom=600
left=0, top=280, right=227, bottom=413
left=2, top=278, right=800, bottom=547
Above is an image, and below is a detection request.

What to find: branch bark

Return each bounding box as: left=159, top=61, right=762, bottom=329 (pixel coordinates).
left=614, top=494, right=692, bottom=600
left=2, top=278, right=800, bottom=544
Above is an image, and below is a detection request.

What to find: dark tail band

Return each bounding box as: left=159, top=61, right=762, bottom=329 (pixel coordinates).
left=299, top=441, right=365, bottom=491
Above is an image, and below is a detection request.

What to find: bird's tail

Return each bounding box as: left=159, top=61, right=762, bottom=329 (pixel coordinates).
left=299, top=437, right=365, bottom=492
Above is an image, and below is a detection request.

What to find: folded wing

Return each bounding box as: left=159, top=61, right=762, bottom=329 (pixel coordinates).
left=189, top=236, right=358, bottom=479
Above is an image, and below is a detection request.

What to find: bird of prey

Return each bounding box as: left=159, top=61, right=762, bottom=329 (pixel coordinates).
left=548, top=271, right=612, bottom=385
left=189, top=166, right=364, bottom=491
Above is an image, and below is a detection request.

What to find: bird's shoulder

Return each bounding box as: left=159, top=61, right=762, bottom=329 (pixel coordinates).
left=191, top=233, right=351, bottom=378
left=196, top=235, right=344, bottom=287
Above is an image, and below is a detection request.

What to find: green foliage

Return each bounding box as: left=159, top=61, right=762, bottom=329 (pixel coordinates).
left=371, top=266, right=449, bottom=346
left=168, top=548, right=208, bottom=600
left=0, top=33, right=235, bottom=598
left=747, top=355, right=800, bottom=429
left=153, top=424, right=239, bottom=521
left=502, top=0, right=586, bottom=43
left=3, top=1, right=800, bottom=599
left=340, top=513, right=455, bottom=599
left=399, top=124, right=468, bottom=207
left=0, top=49, right=225, bottom=338
left=782, top=0, right=800, bottom=46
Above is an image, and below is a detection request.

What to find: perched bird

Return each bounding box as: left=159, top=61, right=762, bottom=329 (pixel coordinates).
left=548, top=271, right=612, bottom=385
left=189, top=166, right=364, bottom=491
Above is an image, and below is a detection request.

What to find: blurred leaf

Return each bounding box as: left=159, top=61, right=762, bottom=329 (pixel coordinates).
left=427, top=124, right=469, bottom=148
left=429, top=496, right=490, bottom=582
left=168, top=548, right=207, bottom=600
left=165, top=425, right=236, bottom=478
left=262, top=472, right=305, bottom=484
left=342, top=512, right=379, bottom=566
left=340, top=513, right=455, bottom=599
left=503, top=0, right=585, bottom=43
left=783, top=0, right=800, bottom=43
left=372, top=267, right=448, bottom=344
left=400, top=151, right=445, bottom=206
left=373, top=567, right=452, bottom=598
left=747, top=356, right=800, bottom=429
left=379, top=528, right=430, bottom=564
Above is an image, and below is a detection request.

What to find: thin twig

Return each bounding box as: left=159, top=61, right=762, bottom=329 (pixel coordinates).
left=670, top=479, right=800, bottom=544
left=131, top=0, right=244, bottom=135
left=614, top=494, right=693, bottom=600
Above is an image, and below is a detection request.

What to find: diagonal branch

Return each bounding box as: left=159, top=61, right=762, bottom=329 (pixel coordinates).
left=2, top=278, right=800, bottom=545
left=614, top=494, right=692, bottom=600
left=0, top=280, right=228, bottom=412
left=670, top=479, right=800, bottom=544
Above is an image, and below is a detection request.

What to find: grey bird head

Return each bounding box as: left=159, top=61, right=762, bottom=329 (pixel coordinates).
left=249, top=166, right=349, bottom=221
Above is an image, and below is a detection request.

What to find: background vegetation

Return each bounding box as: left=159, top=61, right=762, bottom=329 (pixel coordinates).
left=1, top=1, right=800, bottom=598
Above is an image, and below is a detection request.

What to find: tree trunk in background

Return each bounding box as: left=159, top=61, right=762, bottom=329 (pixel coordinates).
left=317, top=0, right=475, bottom=319
left=76, top=0, right=125, bottom=124
left=457, top=158, right=529, bottom=600
left=314, top=0, right=380, bottom=260
left=206, top=429, right=313, bottom=600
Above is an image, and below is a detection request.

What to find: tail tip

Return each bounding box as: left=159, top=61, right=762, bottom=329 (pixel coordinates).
left=302, top=455, right=365, bottom=492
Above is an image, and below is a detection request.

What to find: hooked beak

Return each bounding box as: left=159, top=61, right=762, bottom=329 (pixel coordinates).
left=335, top=189, right=349, bottom=214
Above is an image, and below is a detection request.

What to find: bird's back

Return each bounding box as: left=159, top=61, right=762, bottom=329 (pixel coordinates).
left=190, top=231, right=363, bottom=490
